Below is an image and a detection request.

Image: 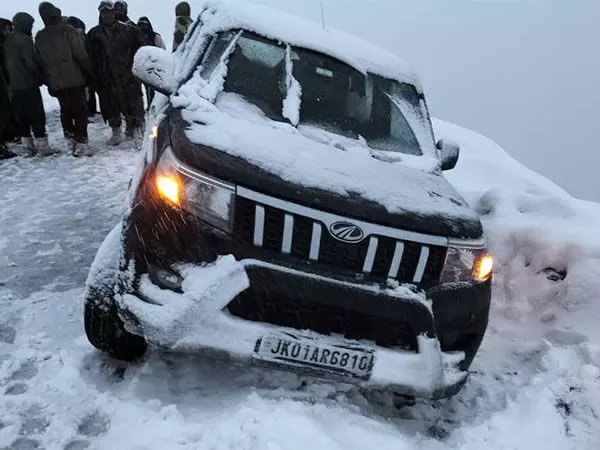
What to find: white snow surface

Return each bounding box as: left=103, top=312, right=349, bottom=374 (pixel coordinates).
left=196, top=0, right=421, bottom=89
left=0, top=100, right=599, bottom=449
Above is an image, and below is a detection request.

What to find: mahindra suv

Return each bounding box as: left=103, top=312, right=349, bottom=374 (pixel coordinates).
left=83, top=0, right=493, bottom=399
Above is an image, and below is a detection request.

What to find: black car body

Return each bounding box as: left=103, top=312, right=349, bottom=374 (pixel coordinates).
left=84, top=0, right=492, bottom=398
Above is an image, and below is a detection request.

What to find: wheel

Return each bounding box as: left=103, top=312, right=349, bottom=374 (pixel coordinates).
left=84, top=285, right=147, bottom=361
left=83, top=223, right=147, bottom=361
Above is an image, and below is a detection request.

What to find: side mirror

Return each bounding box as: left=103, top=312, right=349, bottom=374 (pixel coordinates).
left=133, top=46, right=176, bottom=96
left=437, top=139, right=460, bottom=171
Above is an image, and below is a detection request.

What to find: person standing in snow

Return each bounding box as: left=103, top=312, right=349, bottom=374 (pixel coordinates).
left=173, top=2, right=193, bottom=52
left=137, top=16, right=165, bottom=107
left=114, top=1, right=136, bottom=28
left=36, top=2, right=94, bottom=157
left=4, top=12, right=53, bottom=157
left=87, top=1, right=145, bottom=144
left=0, top=18, right=17, bottom=160
left=66, top=16, right=98, bottom=117
left=138, top=17, right=166, bottom=49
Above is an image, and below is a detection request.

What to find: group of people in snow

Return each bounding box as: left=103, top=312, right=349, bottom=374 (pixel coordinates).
left=0, top=1, right=194, bottom=159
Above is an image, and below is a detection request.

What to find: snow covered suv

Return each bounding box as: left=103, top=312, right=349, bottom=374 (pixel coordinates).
left=84, top=0, right=493, bottom=399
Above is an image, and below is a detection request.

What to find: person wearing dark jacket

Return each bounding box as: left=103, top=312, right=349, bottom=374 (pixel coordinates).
left=87, top=1, right=145, bottom=144
left=114, top=1, right=136, bottom=28
left=138, top=16, right=165, bottom=108
left=0, top=18, right=17, bottom=159
left=4, top=12, right=53, bottom=156
left=66, top=16, right=98, bottom=117
left=173, top=2, right=192, bottom=52
left=36, top=2, right=94, bottom=157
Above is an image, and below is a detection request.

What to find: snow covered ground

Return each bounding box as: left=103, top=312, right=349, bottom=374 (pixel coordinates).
left=1, top=100, right=599, bottom=449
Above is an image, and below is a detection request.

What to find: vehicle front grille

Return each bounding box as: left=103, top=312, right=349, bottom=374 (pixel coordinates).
left=227, top=288, right=419, bottom=351
left=234, top=190, right=447, bottom=287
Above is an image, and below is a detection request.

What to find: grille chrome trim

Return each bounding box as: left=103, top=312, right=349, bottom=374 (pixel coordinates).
left=362, top=237, right=379, bottom=273
left=282, top=214, right=294, bottom=254
left=253, top=205, right=265, bottom=247
left=388, top=242, right=405, bottom=279
left=413, top=246, right=430, bottom=283
left=309, top=222, right=322, bottom=261
left=237, top=186, right=448, bottom=247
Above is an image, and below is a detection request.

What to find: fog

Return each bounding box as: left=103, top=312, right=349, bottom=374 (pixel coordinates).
left=2, top=0, right=598, bottom=201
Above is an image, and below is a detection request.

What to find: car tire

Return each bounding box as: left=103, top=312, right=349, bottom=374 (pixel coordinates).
left=83, top=223, right=147, bottom=361
left=84, top=285, right=147, bottom=361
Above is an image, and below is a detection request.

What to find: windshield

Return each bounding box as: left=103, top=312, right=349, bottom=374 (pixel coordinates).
left=200, top=31, right=426, bottom=156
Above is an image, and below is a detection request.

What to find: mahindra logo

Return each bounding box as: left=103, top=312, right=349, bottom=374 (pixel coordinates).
left=329, top=221, right=365, bottom=243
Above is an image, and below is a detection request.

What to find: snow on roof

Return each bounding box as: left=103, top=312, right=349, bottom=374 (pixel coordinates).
left=198, top=0, right=422, bottom=89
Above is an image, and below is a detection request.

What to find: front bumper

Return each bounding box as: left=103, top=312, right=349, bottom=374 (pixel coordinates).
left=118, top=256, right=479, bottom=399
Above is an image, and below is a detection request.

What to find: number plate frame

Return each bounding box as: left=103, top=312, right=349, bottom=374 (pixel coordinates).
left=252, top=333, right=375, bottom=381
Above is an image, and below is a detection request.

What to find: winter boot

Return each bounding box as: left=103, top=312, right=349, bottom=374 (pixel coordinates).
left=0, top=144, right=17, bottom=160
left=73, top=142, right=94, bottom=157
left=107, top=127, right=124, bottom=146
left=35, top=137, right=57, bottom=156
left=20, top=137, right=36, bottom=157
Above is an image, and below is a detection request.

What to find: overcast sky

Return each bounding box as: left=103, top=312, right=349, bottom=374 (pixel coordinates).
left=2, top=0, right=598, bottom=201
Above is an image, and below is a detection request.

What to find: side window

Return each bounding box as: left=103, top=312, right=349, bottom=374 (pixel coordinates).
left=199, top=31, right=237, bottom=80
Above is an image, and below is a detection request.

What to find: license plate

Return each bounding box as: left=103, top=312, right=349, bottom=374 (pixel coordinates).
left=253, top=334, right=375, bottom=380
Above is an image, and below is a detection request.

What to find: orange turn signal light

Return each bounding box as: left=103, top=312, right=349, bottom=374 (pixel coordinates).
left=474, top=254, right=494, bottom=281
left=156, top=175, right=181, bottom=206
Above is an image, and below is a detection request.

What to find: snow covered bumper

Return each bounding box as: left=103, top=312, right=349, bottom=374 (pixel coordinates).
left=118, top=256, right=486, bottom=399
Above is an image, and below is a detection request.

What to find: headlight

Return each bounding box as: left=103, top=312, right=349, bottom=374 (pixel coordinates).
left=155, top=147, right=236, bottom=233
left=440, top=241, right=493, bottom=283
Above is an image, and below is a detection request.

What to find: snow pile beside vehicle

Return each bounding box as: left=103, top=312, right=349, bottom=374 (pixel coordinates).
left=433, top=119, right=599, bottom=324
left=435, top=117, right=600, bottom=366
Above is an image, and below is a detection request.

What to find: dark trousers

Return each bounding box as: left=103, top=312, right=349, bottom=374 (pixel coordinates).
left=11, top=87, right=46, bottom=139
left=56, top=87, right=88, bottom=143
left=99, top=82, right=145, bottom=133
left=144, top=84, right=155, bottom=110
left=86, top=87, right=97, bottom=116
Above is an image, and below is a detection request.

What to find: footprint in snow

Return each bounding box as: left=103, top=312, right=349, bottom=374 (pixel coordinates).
left=64, top=439, right=91, bottom=450
left=0, top=324, right=17, bottom=344
left=77, top=411, right=110, bottom=437
left=19, top=405, right=50, bottom=436
left=5, top=383, right=28, bottom=396
left=3, top=437, right=41, bottom=450
left=7, top=360, right=39, bottom=383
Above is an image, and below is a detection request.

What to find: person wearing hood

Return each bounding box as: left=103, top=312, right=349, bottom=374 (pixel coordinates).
left=87, top=1, right=145, bottom=144
left=137, top=16, right=165, bottom=107
left=0, top=18, right=17, bottom=159
left=4, top=12, right=51, bottom=156
left=36, top=2, right=94, bottom=157
left=66, top=16, right=98, bottom=117
left=173, top=2, right=192, bottom=52
left=114, top=1, right=136, bottom=28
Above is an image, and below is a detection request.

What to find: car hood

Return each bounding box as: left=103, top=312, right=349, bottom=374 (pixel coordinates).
left=168, top=103, right=483, bottom=239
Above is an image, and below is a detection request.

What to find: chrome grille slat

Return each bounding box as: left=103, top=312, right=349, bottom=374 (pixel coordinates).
left=282, top=214, right=294, bottom=254
left=388, top=241, right=405, bottom=279
left=309, top=222, right=322, bottom=261
left=253, top=205, right=265, bottom=246
left=413, top=246, right=430, bottom=283
left=362, top=237, right=379, bottom=274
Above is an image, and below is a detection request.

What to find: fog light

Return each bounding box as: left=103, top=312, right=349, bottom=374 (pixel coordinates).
left=156, top=175, right=180, bottom=206
left=154, top=269, right=183, bottom=291
left=473, top=254, right=493, bottom=281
